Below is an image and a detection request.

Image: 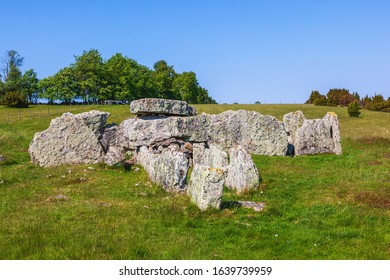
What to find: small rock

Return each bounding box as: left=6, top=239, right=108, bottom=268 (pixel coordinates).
left=0, top=155, right=5, bottom=162
left=55, top=194, right=69, bottom=201
left=237, top=201, right=266, bottom=212
left=87, top=166, right=95, bottom=171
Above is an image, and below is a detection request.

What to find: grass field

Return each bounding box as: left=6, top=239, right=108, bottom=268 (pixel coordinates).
left=0, top=104, right=389, bottom=259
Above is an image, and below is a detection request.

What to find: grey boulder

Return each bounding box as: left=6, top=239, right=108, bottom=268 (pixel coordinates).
left=29, top=111, right=109, bottom=167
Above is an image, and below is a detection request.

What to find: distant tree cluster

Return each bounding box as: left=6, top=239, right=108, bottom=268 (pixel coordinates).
left=0, top=49, right=216, bottom=107
left=0, top=50, right=39, bottom=107
left=306, top=89, right=390, bottom=113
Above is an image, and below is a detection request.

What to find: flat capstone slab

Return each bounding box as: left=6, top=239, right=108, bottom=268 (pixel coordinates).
left=130, top=98, right=197, bottom=116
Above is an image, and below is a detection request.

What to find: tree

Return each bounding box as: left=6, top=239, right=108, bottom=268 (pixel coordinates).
left=348, top=100, right=361, bottom=117
left=38, top=67, right=78, bottom=103
left=73, top=49, right=104, bottom=102
left=327, top=88, right=350, bottom=106
left=352, top=92, right=360, bottom=100
left=305, top=90, right=322, bottom=104
left=313, top=95, right=328, bottom=106
left=1, top=50, right=24, bottom=81
left=21, top=69, right=39, bottom=104
left=339, top=93, right=355, bottom=106
left=153, top=60, right=178, bottom=99
left=173, top=71, right=198, bottom=103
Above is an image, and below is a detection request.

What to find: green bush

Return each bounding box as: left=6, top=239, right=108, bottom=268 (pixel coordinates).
left=348, top=100, right=361, bottom=117
left=1, top=91, right=29, bottom=108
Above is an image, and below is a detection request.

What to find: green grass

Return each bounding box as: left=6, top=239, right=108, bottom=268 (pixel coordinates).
left=0, top=104, right=389, bottom=259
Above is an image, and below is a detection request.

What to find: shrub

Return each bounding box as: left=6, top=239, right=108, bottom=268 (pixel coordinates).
left=1, top=91, right=29, bottom=108
left=348, top=100, right=361, bottom=117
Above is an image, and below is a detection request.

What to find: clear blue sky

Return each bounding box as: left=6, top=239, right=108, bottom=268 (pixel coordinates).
left=1, top=0, right=389, bottom=103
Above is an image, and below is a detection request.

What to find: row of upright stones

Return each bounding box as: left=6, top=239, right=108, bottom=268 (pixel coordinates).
left=28, top=98, right=342, bottom=211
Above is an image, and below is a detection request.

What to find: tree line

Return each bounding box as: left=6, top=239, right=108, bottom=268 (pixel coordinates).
left=306, top=88, right=390, bottom=113
left=0, top=49, right=216, bottom=107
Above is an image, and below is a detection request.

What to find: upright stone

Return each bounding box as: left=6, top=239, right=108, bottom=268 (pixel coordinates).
left=322, top=112, right=342, bottom=155
left=192, top=143, right=228, bottom=171
left=225, top=146, right=260, bottom=193
left=130, top=98, right=197, bottom=116
left=188, top=165, right=225, bottom=211
left=208, top=110, right=288, bottom=156
left=283, top=110, right=306, bottom=145
left=136, top=145, right=189, bottom=192
left=294, top=119, right=335, bottom=155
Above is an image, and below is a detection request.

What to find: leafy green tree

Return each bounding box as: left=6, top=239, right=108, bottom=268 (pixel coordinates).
left=372, top=93, right=384, bottom=104
left=313, top=95, right=328, bottom=106
left=173, top=71, right=199, bottom=103
left=38, top=67, right=78, bottom=103
left=73, top=49, right=104, bottom=102
left=348, top=100, right=361, bottom=117
left=305, top=90, right=322, bottom=104
left=352, top=92, right=360, bottom=100
left=153, top=60, right=178, bottom=99
left=21, top=69, right=39, bottom=103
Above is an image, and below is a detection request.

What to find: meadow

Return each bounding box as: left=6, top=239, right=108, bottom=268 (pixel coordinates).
left=0, top=104, right=389, bottom=259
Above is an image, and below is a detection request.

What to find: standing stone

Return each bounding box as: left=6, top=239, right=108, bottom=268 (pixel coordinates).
left=130, top=98, right=197, bottom=116
left=192, top=143, right=228, bottom=171
left=188, top=165, right=225, bottom=211
left=208, top=110, right=288, bottom=156
left=136, top=145, right=189, bottom=192
left=322, top=112, right=342, bottom=155
left=28, top=111, right=109, bottom=167
left=294, top=119, right=335, bottom=155
left=225, top=146, right=260, bottom=193
left=283, top=110, right=306, bottom=145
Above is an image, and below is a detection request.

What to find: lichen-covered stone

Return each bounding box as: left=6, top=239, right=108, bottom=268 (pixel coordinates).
left=130, top=98, right=197, bottom=116
left=103, top=146, right=125, bottom=166
left=188, top=165, right=225, bottom=211
left=225, top=146, right=259, bottom=193
left=192, top=143, right=228, bottom=171
left=28, top=111, right=109, bottom=167
left=322, top=112, right=342, bottom=155
left=116, top=114, right=210, bottom=149
left=237, top=201, right=265, bottom=212
left=77, top=110, right=110, bottom=136
left=136, top=145, right=189, bottom=192
left=294, top=119, right=335, bottom=155
left=118, top=110, right=287, bottom=156
left=283, top=110, right=306, bottom=146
